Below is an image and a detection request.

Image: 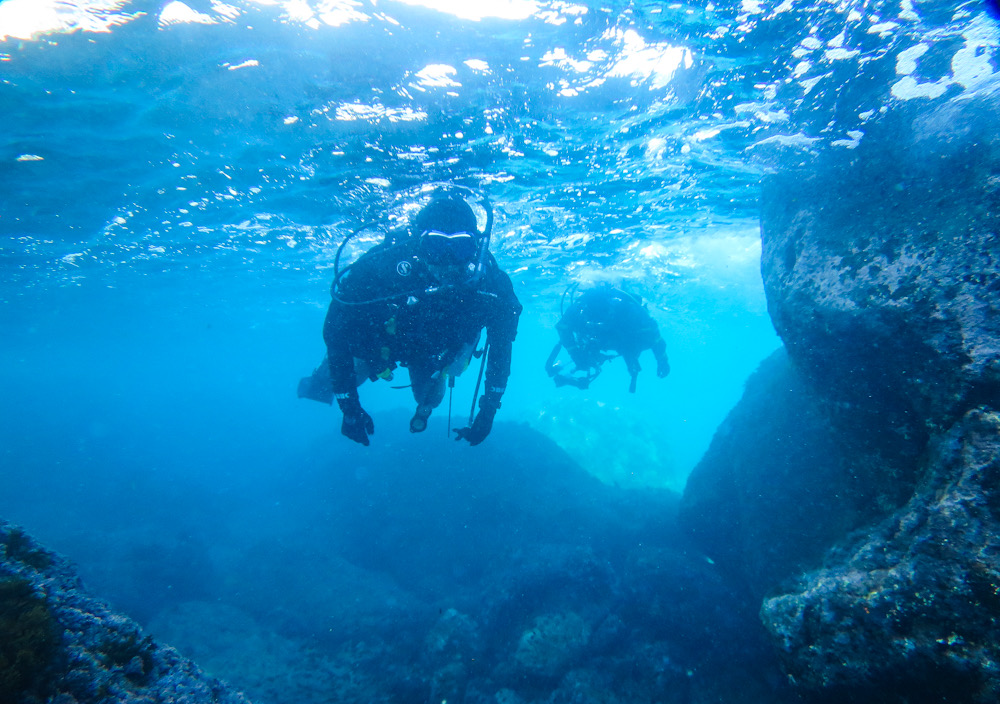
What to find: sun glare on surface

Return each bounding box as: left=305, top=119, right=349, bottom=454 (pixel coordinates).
left=0, top=0, right=136, bottom=41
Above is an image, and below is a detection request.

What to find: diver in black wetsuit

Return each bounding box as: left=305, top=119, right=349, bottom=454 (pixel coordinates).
left=545, top=284, right=670, bottom=393
left=298, top=191, right=522, bottom=446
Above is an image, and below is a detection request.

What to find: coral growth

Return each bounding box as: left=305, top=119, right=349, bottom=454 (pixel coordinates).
left=0, top=577, right=57, bottom=703
left=1, top=527, right=54, bottom=571
left=0, top=520, right=250, bottom=704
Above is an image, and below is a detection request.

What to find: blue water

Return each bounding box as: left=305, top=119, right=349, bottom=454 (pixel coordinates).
left=1, top=1, right=997, bottom=702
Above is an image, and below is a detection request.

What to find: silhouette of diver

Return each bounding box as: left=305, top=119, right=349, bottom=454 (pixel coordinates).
left=545, top=284, right=669, bottom=393
left=298, top=190, right=522, bottom=446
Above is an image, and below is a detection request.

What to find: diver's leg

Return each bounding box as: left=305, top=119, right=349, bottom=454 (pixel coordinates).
left=545, top=343, right=563, bottom=377
left=408, top=365, right=445, bottom=433
left=297, top=356, right=334, bottom=404
left=623, top=354, right=641, bottom=393
left=546, top=343, right=594, bottom=389
left=298, top=355, right=379, bottom=404
left=353, top=358, right=379, bottom=385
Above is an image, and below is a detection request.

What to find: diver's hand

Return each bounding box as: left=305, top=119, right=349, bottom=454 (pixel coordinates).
left=454, top=411, right=494, bottom=445
left=454, top=394, right=500, bottom=446
left=336, top=393, right=374, bottom=446
left=657, top=360, right=671, bottom=378
left=341, top=407, right=374, bottom=445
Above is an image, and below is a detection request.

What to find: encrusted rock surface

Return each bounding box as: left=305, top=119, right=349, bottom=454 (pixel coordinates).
left=684, top=93, right=1000, bottom=702
left=1, top=520, right=250, bottom=704
left=760, top=94, right=1000, bottom=435
left=761, top=408, right=1000, bottom=703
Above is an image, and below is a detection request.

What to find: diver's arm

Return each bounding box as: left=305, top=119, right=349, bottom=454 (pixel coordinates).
left=484, top=302, right=520, bottom=403
left=322, top=302, right=357, bottom=396
left=323, top=249, right=389, bottom=394
left=323, top=290, right=375, bottom=445
left=489, top=268, right=523, bottom=392
left=455, top=269, right=522, bottom=445
left=621, top=351, right=641, bottom=393
left=651, top=336, right=670, bottom=377
left=454, top=328, right=514, bottom=447
left=556, top=300, right=584, bottom=347
left=634, top=304, right=670, bottom=378
left=484, top=333, right=515, bottom=402
left=478, top=260, right=522, bottom=400
left=556, top=319, right=575, bottom=350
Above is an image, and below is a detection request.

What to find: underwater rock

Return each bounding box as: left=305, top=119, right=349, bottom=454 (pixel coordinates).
left=421, top=607, right=483, bottom=704
left=281, top=420, right=790, bottom=704
left=680, top=348, right=893, bottom=600
left=295, top=415, right=683, bottom=602
left=222, top=541, right=429, bottom=646
left=11, top=420, right=791, bottom=704
left=512, top=611, right=591, bottom=679
left=147, top=600, right=405, bottom=704
left=471, top=538, right=787, bottom=704
left=751, top=94, right=1000, bottom=701
left=0, top=521, right=250, bottom=704
left=761, top=93, right=1000, bottom=436
left=761, top=407, right=1000, bottom=703
left=424, top=607, right=482, bottom=661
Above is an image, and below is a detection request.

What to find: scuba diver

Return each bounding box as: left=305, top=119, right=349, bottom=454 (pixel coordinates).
left=298, top=189, right=522, bottom=446
left=545, top=283, right=670, bottom=393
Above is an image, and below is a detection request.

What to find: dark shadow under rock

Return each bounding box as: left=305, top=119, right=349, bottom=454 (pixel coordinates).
left=679, top=348, right=909, bottom=602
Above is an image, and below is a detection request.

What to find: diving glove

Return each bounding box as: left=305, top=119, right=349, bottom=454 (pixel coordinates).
left=657, top=360, right=671, bottom=378
left=336, top=392, right=374, bottom=446
left=454, top=393, right=500, bottom=446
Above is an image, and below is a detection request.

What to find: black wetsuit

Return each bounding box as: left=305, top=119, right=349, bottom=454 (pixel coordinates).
left=323, top=238, right=522, bottom=406
left=550, top=286, right=669, bottom=390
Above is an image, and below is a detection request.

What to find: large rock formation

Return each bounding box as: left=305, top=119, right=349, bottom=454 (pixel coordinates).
left=762, top=408, right=1000, bottom=703
left=760, top=93, right=1000, bottom=436
left=679, top=345, right=928, bottom=599
left=0, top=520, right=250, bottom=704
left=683, top=92, right=1000, bottom=702
left=679, top=349, right=871, bottom=601
left=4, top=418, right=794, bottom=704
left=239, top=419, right=790, bottom=704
